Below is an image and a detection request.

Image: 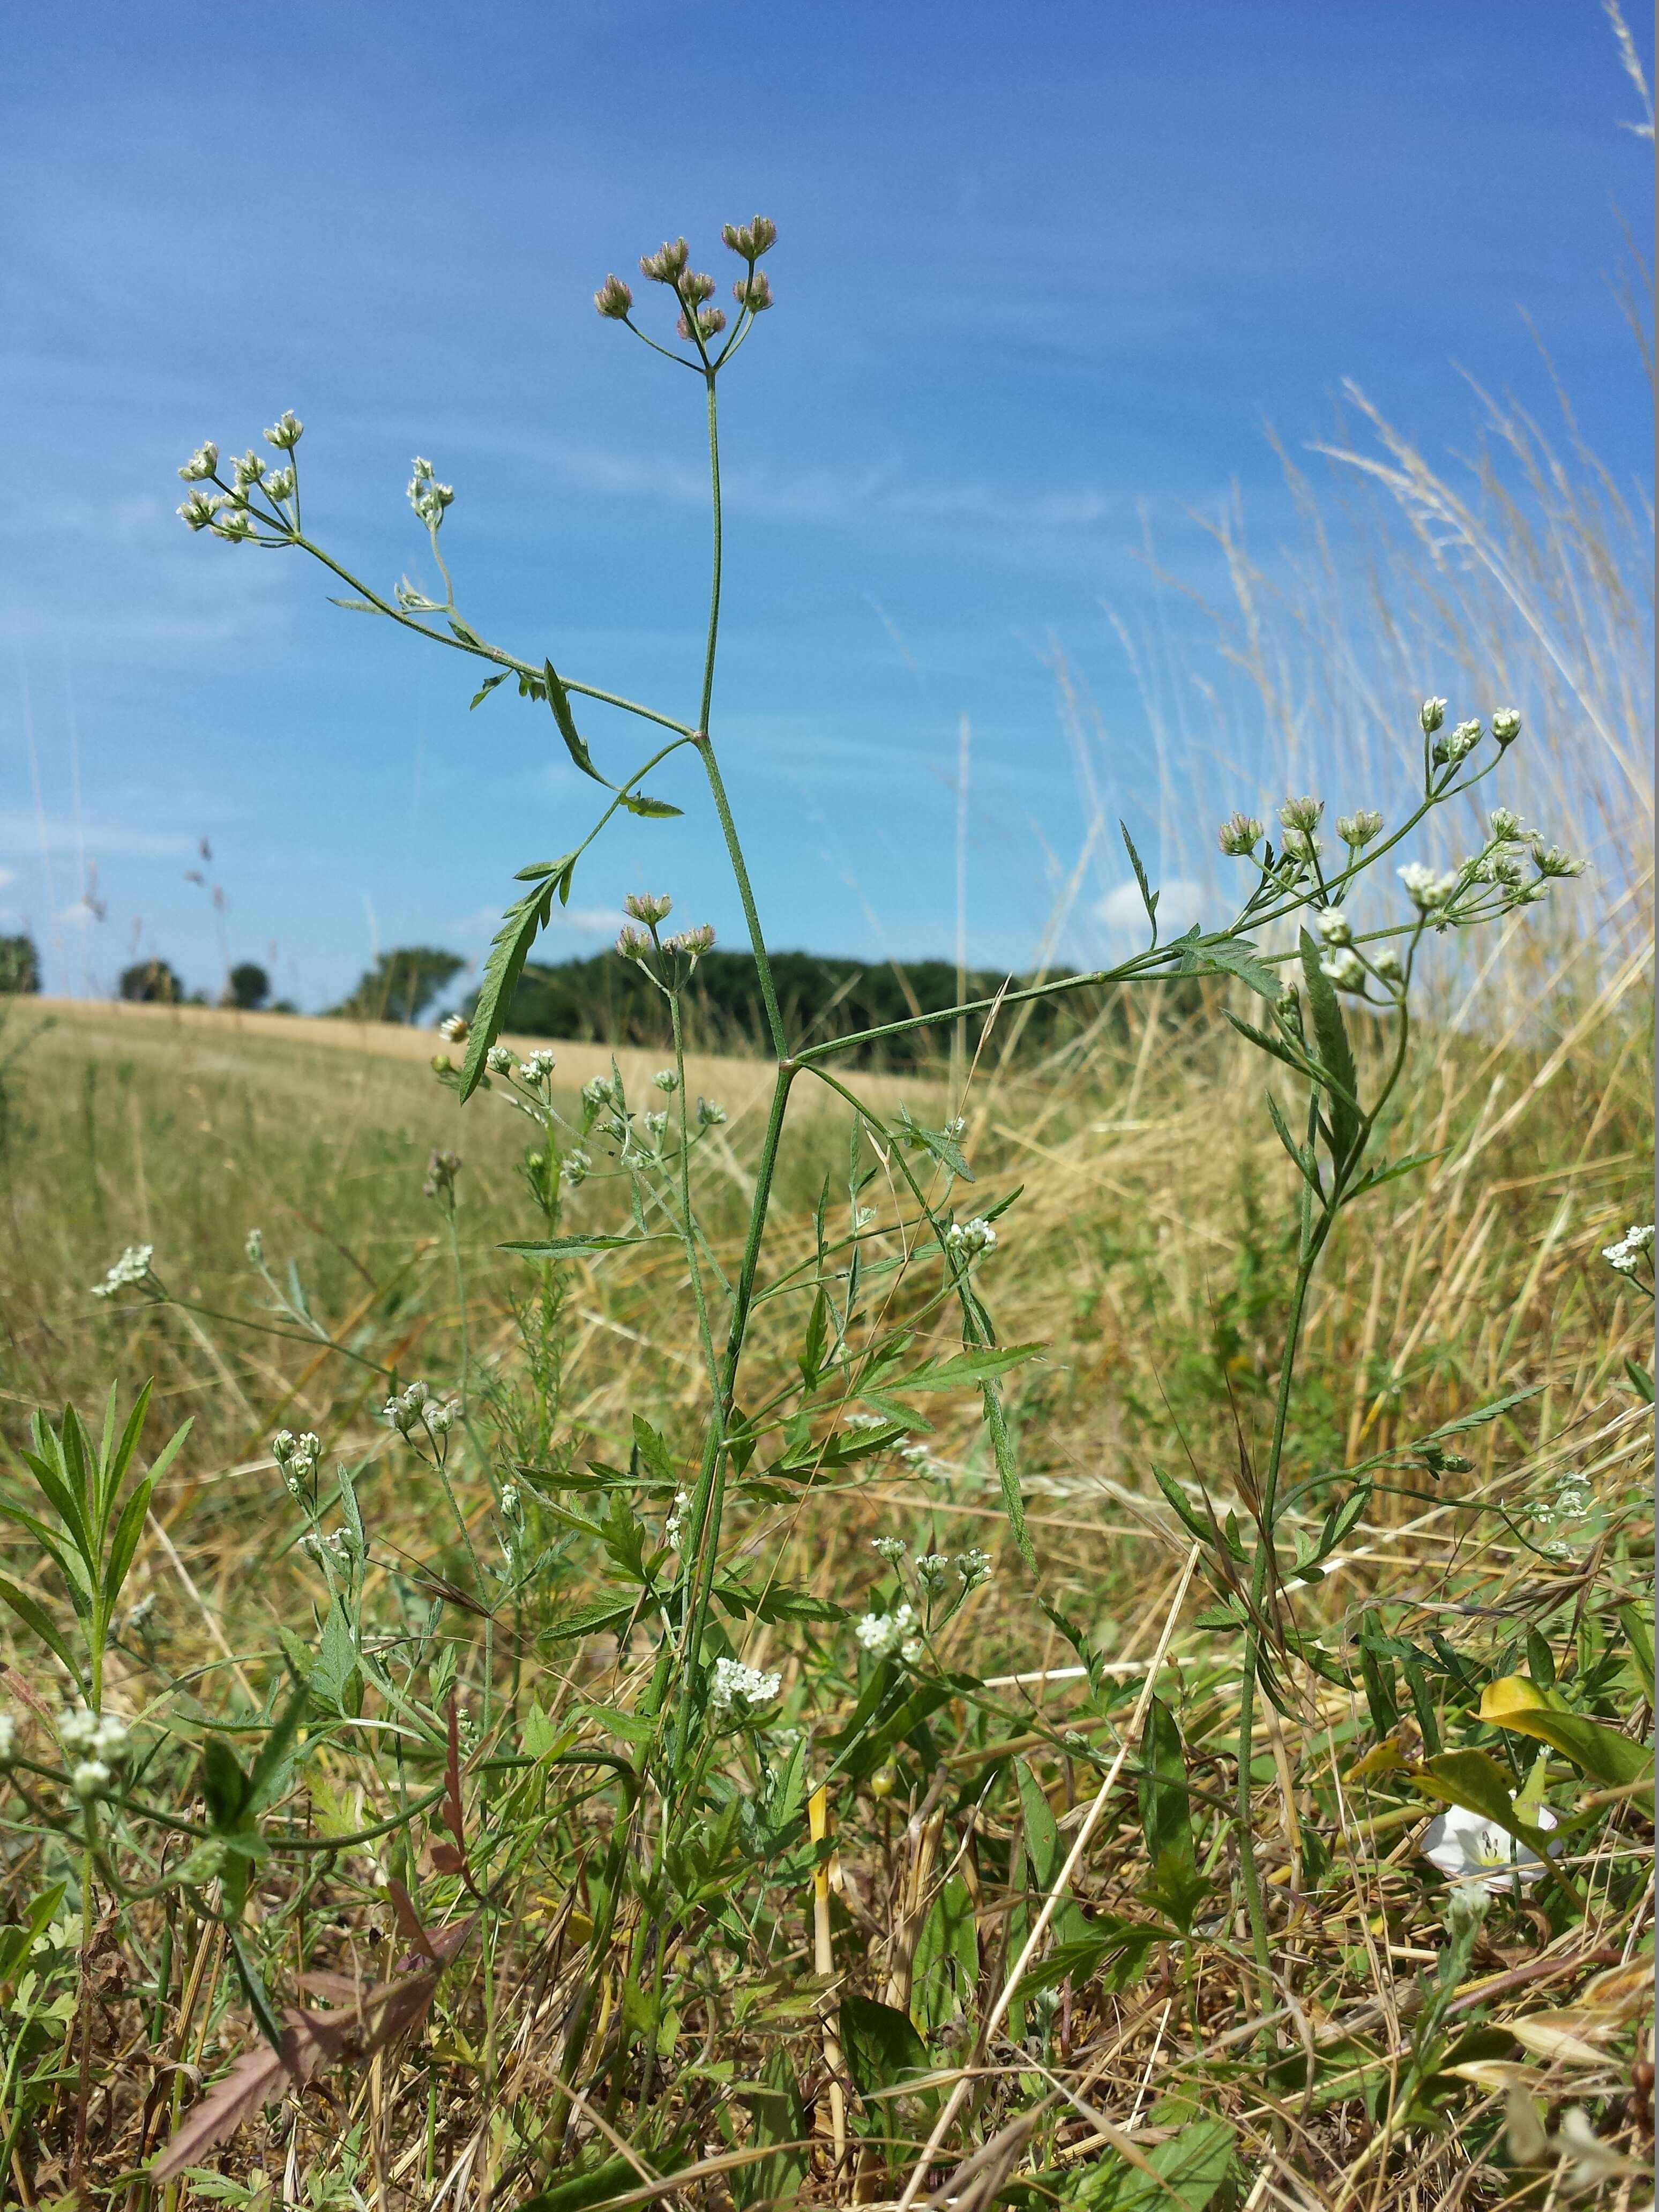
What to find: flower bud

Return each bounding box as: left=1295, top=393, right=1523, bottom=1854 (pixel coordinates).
left=263, top=410, right=304, bottom=450
left=177, top=491, right=220, bottom=530
left=178, top=442, right=219, bottom=482
left=1372, top=945, right=1403, bottom=982
left=616, top=923, right=652, bottom=960
left=594, top=273, right=634, bottom=319
left=676, top=307, right=727, bottom=342
left=1316, top=907, right=1353, bottom=946
left=733, top=271, right=773, bottom=312
left=623, top=891, right=673, bottom=925
left=681, top=270, right=716, bottom=305
left=639, top=237, right=691, bottom=285
left=1217, top=812, right=1263, bottom=857
left=232, top=449, right=266, bottom=488
left=1419, top=697, right=1447, bottom=736
left=485, top=1044, right=513, bottom=1074
left=1443, top=718, right=1482, bottom=764
left=1319, top=948, right=1365, bottom=991
left=696, top=1096, right=727, bottom=1127
left=1398, top=861, right=1458, bottom=911
left=1489, top=808, right=1524, bottom=841
left=721, top=216, right=778, bottom=259
left=1490, top=709, right=1521, bottom=746
left=1336, top=809, right=1383, bottom=847
left=1279, top=795, right=1324, bottom=834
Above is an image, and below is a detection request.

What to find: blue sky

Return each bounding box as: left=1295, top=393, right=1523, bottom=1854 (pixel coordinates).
left=2, top=0, right=1650, bottom=1007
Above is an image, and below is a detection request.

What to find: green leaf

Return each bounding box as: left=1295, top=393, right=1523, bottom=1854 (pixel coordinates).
left=500, top=1235, right=662, bottom=1260
left=1118, top=821, right=1160, bottom=944
left=246, top=1677, right=310, bottom=1815
left=617, top=791, right=684, bottom=819
left=103, top=1471, right=159, bottom=1610
left=1624, top=1357, right=1655, bottom=1403
left=1138, top=1699, right=1191, bottom=1868
left=982, top=1379, right=1036, bottom=1573
left=1344, top=1145, right=1452, bottom=1203
left=201, top=1736, right=253, bottom=1832
left=228, top=1927, right=287, bottom=2056
left=887, top=1343, right=1043, bottom=1393
left=543, top=659, right=610, bottom=786
left=1299, top=928, right=1362, bottom=1163
left=1264, top=1087, right=1319, bottom=1189
left=1067, top=2116, right=1235, bottom=2212
left=1018, top=1918, right=1168, bottom=1999
left=1619, top=1605, right=1654, bottom=1693
left=1478, top=1677, right=1654, bottom=1786
left=1018, top=1763, right=1090, bottom=1944
left=1185, top=935, right=1278, bottom=999
left=522, top=2157, right=645, bottom=2212
left=469, top=672, right=510, bottom=709
left=310, top=1600, right=358, bottom=1710
left=0, top=1573, right=85, bottom=1693
left=459, top=863, right=575, bottom=1100
left=1221, top=1007, right=1313, bottom=1080
left=839, top=1993, right=931, bottom=2100
left=541, top=1596, right=642, bottom=1644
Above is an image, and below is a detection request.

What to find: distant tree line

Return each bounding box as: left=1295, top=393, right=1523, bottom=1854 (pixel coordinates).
left=490, top=947, right=1195, bottom=1070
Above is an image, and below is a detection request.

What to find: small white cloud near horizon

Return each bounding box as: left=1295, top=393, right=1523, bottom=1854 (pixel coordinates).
left=58, top=898, right=104, bottom=928
left=0, top=812, right=194, bottom=861
left=449, top=902, right=625, bottom=944
left=1094, top=877, right=1206, bottom=950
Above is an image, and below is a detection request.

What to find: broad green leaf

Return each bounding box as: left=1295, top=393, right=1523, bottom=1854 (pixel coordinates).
left=541, top=1596, right=642, bottom=1644
left=1018, top=1762, right=1090, bottom=1944
left=1478, top=1677, right=1654, bottom=1786
left=839, top=1993, right=931, bottom=2100
left=246, top=1677, right=311, bottom=1815
left=617, top=791, right=684, bottom=819
left=1019, top=1918, right=1168, bottom=1999
left=543, top=659, right=609, bottom=786
left=522, top=2156, right=645, bottom=2212
left=1138, top=1698, right=1191, bottom=1869
left=1066, top=2114, right=1235, bottom=2212
left=201, top=1736, right=253, bottom=1832
left=1118, top=821, right=1160, bottom=943
left=310, top=1600, right=358, bottom=1710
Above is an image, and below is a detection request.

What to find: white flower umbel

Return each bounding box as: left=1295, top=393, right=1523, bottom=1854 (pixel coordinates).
left=664, top=1489, right=692, bottom=1549
left=1419, top=1801, right=1558, bottom=1893
left=89, top=1244, right=154, bottom=1298
left=1601, top=1223, right=1654, bottom=1277
left=1398, top=862, right=1459, bottom=913
left=58, top=1708, right=131, bottom=1762
left=708, top=1656, right=781, bottom=1715
left=0, top=1713, right=15, bottom=1766
left=855, top=1602, right=918, bottom=1659
left=946, top=1217, right=997, bottom=1258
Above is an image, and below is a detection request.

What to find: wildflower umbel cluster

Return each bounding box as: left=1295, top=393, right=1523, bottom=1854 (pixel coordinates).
left=1216, top=701, right=1583, bottom=1002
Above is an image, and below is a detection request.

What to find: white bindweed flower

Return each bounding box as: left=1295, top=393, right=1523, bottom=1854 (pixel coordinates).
left=1419, top=1801, right=1557, bottom=1893
left=708, top=1656, right=782, bottom=1715
left=89, top=1244, right=154, bottom=1298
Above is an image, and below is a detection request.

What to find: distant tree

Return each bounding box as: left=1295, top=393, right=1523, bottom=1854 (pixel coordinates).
left=332, top=946, right=465, bottom=1025
left=0, top=935, right=39, bottom=994
left=226, top=961, right=271, bottom=1011
left=119, top=958, right=183, bottom=1005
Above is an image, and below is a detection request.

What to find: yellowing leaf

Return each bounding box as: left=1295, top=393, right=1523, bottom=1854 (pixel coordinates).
left=1507, top=2009, right=1618, bottom=2066
left=1478, top=1676, right=1654, bottom=1785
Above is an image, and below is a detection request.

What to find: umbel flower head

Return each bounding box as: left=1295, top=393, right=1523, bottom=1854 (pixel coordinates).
left=1217, top=812, right=1262, bottom=857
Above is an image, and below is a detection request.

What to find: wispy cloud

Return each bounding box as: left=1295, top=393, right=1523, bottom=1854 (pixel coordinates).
left=0, top=812, right=194, bottom=860
left=447, top=901, right=623, bottom=943
left=1094, top=877, right=1205, bottom=953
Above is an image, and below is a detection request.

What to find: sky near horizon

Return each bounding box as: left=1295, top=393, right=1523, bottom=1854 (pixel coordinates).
left=2, top=1, right=1651, bottom=1010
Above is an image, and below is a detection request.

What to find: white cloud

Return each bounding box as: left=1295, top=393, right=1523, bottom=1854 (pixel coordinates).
left=449, top=901, right=623, bottom=944
left=0, top=812, right=194, bottom=860
left=58, top=899, right=103, bottom=927
left=0, top=868, right=15, bottom=890
left=1095, top=876, right=1206, bottom=950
